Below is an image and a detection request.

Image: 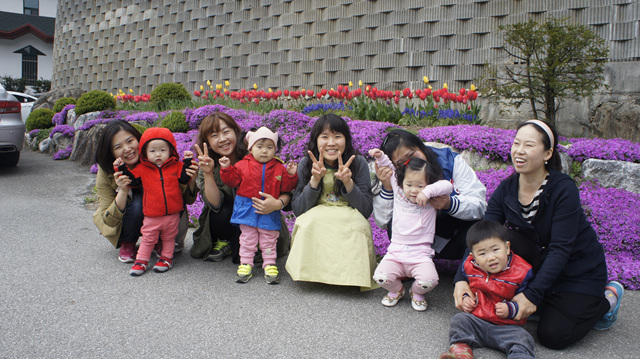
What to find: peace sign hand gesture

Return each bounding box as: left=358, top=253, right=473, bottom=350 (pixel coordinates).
left=194, top=143, right=214, bottom=174
left=308, top=149, right=327, bottom=189
left=334, top=151, right=355, bottom=193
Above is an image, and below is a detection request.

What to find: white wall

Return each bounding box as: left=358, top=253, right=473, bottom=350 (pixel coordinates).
left=0, top=0, right=57, bottom=17
left=0, top=34, right=53, bottom=80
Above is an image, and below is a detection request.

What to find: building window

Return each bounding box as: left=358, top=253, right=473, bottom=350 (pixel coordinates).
left=24, top=0, right=39, bottom=16
left=22, top=54, right=38, bottom=85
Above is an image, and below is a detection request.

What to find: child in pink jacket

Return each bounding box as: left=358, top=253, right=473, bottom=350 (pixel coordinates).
left=369, top=149, right=453, bottom=311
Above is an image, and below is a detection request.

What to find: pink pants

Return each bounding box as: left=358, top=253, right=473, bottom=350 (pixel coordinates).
left=373, top=257, right=439, bottom=295
left=239, top=224, right=278, bottom=268
left=136, top=213, right=179, bottom=261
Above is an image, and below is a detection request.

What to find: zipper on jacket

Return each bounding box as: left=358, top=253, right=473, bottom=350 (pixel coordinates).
left=158, top=166, right=169, bottom=215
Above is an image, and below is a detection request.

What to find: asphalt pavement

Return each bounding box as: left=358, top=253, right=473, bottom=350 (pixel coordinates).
left=1, top=150, right=638, bottom=358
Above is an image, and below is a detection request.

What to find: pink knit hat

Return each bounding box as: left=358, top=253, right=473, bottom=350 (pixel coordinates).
left=246, top=126, right=279, bottom=150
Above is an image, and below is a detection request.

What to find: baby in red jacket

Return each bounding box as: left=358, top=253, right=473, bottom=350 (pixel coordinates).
left=219, top=126, right=298, bottom=284
left=114, top=127, right=194, bottom=276
left=440, top=220, right=535, bottom=359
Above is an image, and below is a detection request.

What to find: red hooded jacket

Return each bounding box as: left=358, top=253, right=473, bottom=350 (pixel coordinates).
left=118, top=127, right=191, bottom=218
left=220, top=153, right=298, bottom=199
left=463, top=252, right=534, bottom=325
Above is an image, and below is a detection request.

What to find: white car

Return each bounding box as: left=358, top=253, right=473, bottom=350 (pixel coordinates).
left=8, top=91, right=38, bottom=123
left=0, top=85, right=25, bottom=166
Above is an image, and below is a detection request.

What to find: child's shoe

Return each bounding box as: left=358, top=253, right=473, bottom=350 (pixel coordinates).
left=118, top=242, right=136, bottom=263
left=594, top=281, right=624, bottom=330
left=153, top=256, right=173, bottom=273
left=381, top=287, right=405, bottom=307
left=129, top=260, right=148, bottom=276
left=439, top=343, right=474, bottom=359
left=409, top=289, right=428, bottom=311
left=236, top=264, right=253, bottom=283
left=264, top=265, right=280, bottom=284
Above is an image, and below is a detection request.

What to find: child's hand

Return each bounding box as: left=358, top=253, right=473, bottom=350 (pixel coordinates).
left=461, top=295, right=476, bottom=313
left=416, top=192, right=429, bottom=207
left=113, top=157, right=124, bottom=168
left=286, top=161, right=298, bottom=176
left=375, top=163, right=393, bottom=191
left=368, top=148, right=383, bottom=159
left=219, top=156, right=230, bottom=168
left=183, top=150, right=193, bottom=160
left=495, top=302, right=509, bottom=319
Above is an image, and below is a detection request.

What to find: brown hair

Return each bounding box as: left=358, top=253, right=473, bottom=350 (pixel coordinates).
left=195, top=112, right=246, bottom=165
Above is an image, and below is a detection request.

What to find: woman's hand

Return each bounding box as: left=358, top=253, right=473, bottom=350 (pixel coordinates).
left=429, top=194, right=452, bottom=211
left=511, top=293, right=537, bottom=321
left=454, top=281, right=475, bottom=311
left=114, top=171, right=131, bottom=191
left=194, top=143, right=214, bottom=175
left=252, top=192, right=283, bottom=214
left=375, top=163, right=393, bottom=191
left=335, top=151, right=355, bottom=193
left=308, top=150, right=327, bottom=189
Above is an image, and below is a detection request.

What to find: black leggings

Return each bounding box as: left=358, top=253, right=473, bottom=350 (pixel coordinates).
left=208, top=193, right=241, bottom=263
left=537, top=291, right=610, bottom=349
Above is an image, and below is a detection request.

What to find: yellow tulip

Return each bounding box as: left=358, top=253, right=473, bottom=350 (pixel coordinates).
left=253, top=83, right=258, bottom=90
left=110, top=93, right=114, bottom=97
left=443, top=83, right=448, bottom=89
left=206, top=80, right=211, bottom=86
left=269, top=88, right=273, bottom=92
left=129, top=88, right=133, bottom=93
left=331, top=88, right=334, bottom=91
left=428, top=85, right=432, bottom=89
left=210, top=85, right=213, bottom=90
left=348, top=81, right=353, bottom=87
left=423, top=76, right=429, bottom=84
left=200, top=85, right=204, bottom=91
left=470, top=84, right=476, bottom=92
left=225, top=80, right=230, bottom=87
left=119, top=89, right=124, bottom=94
left=359, top=80, right=363, bottom=87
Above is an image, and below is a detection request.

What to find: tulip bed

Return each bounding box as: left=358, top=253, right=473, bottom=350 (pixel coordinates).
left=77, top=102, right=638, bottom=289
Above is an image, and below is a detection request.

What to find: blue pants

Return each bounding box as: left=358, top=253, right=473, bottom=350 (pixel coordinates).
left=119, top=190, right=143, bottom=246
left=449, top=312, right=535, bottom=359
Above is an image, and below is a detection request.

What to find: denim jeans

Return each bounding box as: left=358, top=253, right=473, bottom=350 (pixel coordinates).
left=118, top=189, right=143, bottom=246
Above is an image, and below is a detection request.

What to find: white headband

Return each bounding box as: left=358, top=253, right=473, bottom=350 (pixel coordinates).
left=524, top=120, right=554, bottom=148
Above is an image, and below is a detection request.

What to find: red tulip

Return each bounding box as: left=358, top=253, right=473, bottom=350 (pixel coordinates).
left=320, top=89, right=328, bottom=96
left=253, top=98, right=260, bottom=105
left=284, top=89, right=290, bottom=96
left=194, top=90, right=201, bottom=97
left=419, top=92, right=427, bottom=101
left=307, top=90, right=314, bottom=97
left=459, top=88, right=466, bottom=96
left=337, top=85, right=343, bottom=92
left=402, top=88, right=411, bottom=97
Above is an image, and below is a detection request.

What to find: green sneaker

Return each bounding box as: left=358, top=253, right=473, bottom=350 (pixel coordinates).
left=236, top=264, right=253, bottom=283
left=264, top=265, right=280, bottom=284
left=206, top=240, right=231, bottom=262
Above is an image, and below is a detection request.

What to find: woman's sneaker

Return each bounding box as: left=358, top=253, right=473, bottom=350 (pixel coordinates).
left=118, top=243, right=136, bottom=263
left=594, top=281, right=624, bottom=330
left=264, top=265, right=280, bottom=284
left=129, top=260, right=148, bottom=276
left=236, top=264, right=253, bottom=283
left=207, top=240, right=231, bottom=262
left=153, top=257, right=173, bottom=273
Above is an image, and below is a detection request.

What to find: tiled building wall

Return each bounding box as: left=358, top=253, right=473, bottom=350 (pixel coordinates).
left=52, top=0, right=640, bottom=94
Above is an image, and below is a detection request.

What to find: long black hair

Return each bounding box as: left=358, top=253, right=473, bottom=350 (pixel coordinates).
left=304, top=113, right=360, bottom=194
left=95, top=120, right=142, bottom=175
left=379, top=129, right=443, bottom=180
left=516, top=121, right=562, bottom=172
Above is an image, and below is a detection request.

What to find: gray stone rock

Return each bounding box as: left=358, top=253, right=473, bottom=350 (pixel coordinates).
left=70, top=124, right=105, bottom=166
left=581, top=159, right=640, bottom=194
left=39, top=138, right=52, bottom=153
left=73, top=111, right=101, bottom=130
left=66, top=108, right=77, bottom=126
left=51, top=132, right=74, bottom=153
left=588, top=99, right=640, bottom=142
left=32, top=87, right=85, bottom=112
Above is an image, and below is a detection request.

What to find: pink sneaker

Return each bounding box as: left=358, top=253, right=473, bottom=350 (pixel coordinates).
left=118, top=243, right=136, bottom=263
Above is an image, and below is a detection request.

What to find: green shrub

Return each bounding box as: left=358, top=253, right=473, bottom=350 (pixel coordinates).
left=75, top=90, right=116, bottom=116
left=31, top=128, right=52, bottom=150
left=53, top=97, right=77, bottom=113
left=160, top=111, right=189, bottom=133
left=150, top=83, right=190, bottom=109
left=131, top=123, right=147, bottom=136
left=25, top=108, right=55, bottom=132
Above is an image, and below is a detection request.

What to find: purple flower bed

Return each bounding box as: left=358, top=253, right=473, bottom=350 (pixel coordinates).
left=567, top=137, right=640, bottom=163
left=49, top=125, right=76, bottom=138
left=125, top=111, right=160, bottom=125
left=53, top=145, right=73, bottom=160
left=418, top=125, right=516, bottom=161
left=52, top=104, right=76, bottom=126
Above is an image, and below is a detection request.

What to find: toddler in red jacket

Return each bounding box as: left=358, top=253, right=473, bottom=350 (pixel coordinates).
left=114, top=127, right=194, bottom=276
left=219, top=126, right=298, bottom=284
left=440, top=220, right=535, bottom=359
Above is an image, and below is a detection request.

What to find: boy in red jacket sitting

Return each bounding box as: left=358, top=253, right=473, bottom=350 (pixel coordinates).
left=440, top=220, right=535, bottom=359
left=114, top=127, right=194, bottom=276
left=219, top=126, right=298, bottom=284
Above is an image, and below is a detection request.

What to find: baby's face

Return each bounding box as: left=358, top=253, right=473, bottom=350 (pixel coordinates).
left=471, top=237, right=510, bottom=274
left=402, top=169, right=427, bottom=204
left=251, top=139, right=276, bottom=163
left=146, top=139, right=171, bottom=167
